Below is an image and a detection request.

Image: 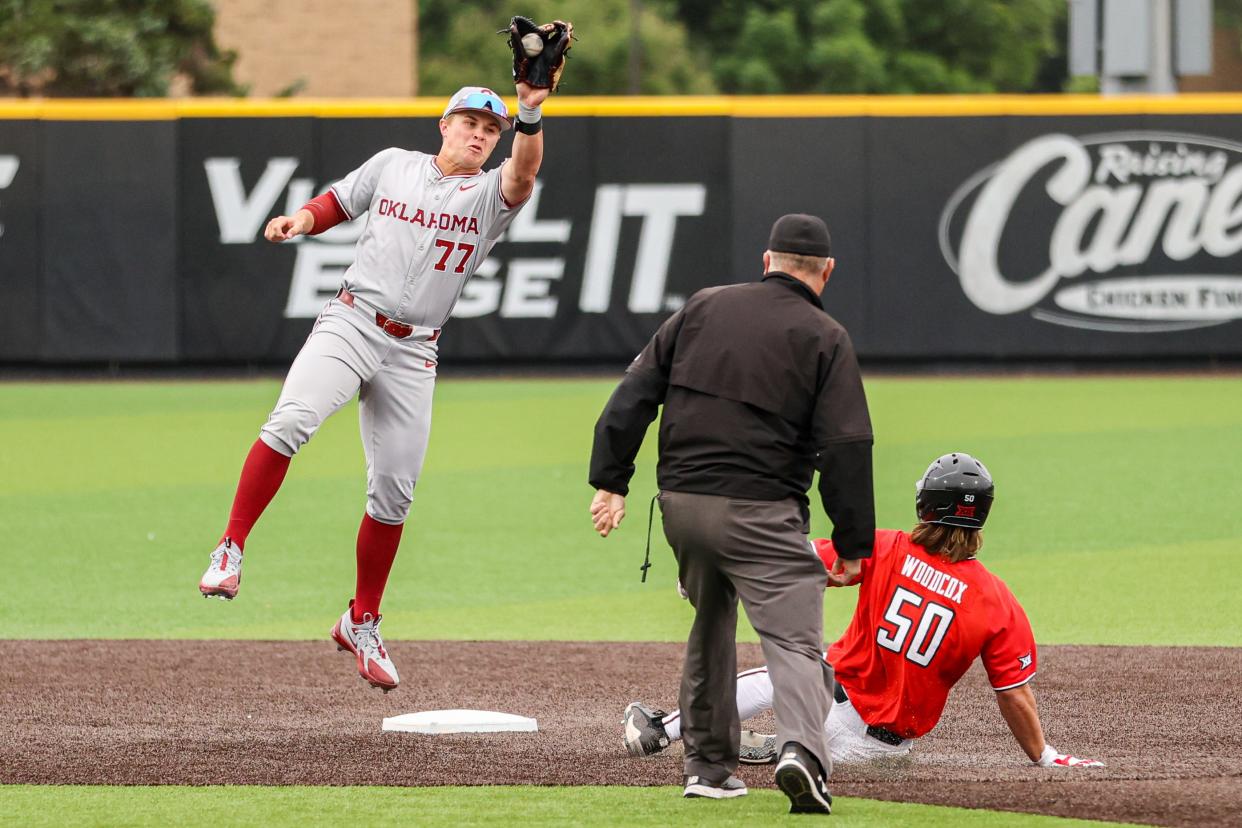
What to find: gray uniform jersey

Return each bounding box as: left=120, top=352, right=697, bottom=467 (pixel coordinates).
left=330, top=148, right=523, bottom=328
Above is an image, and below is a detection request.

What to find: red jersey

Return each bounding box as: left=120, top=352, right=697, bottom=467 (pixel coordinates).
left=818, top=530, right=1036, bottom=739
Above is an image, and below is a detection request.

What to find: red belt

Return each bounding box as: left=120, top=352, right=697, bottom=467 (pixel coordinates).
left=336, top=288, right=434, bottom=340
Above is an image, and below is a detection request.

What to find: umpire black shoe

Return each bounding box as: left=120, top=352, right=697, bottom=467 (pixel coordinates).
left=683, top=774, right=748, bottom=799
left=775, top=742, right=832, bottom=814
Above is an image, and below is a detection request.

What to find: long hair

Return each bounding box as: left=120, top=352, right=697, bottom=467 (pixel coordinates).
left=910, top=523, right=982, bottom=564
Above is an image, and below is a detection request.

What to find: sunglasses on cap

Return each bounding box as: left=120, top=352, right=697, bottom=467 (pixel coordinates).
left=443, top=89, right=513, bottom=130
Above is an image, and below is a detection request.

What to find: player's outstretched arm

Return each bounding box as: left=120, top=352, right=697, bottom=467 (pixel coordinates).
left=501, top=82, right=547, bottom=206
left=264, top=209, right=314, bottom=243
left=995, top=684, right=1105, bottom=768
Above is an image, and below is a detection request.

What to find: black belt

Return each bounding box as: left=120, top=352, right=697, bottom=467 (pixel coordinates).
left=832, top=681, right=905, bottom=746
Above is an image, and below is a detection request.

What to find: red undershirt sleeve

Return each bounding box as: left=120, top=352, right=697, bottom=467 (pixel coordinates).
left=301, top=191, right=350, bottom=235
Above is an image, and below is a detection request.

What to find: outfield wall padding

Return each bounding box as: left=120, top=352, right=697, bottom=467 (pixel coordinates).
left=2, top=97, right=1241, bottom=363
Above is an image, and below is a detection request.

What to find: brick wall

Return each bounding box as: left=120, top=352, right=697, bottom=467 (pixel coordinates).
left=209, top=0, right=417, bottom=97
left=1180, top=27, right=1242, bottom=93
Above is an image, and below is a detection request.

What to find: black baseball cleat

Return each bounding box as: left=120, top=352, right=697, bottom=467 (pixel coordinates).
left=775, top=742, right=832, bottom=814
left=622, top=702, right=671, bottom=757
left=739, top=729, right=778, bottom=764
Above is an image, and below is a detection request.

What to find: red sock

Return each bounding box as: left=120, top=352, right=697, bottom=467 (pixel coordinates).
left=220, top=439, right=292, bottom=550
left=352, top=514, right=404, bottom=621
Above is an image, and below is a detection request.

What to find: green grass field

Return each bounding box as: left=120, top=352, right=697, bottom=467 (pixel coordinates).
left=2, top=376, right=1239, bottom=643
left=2, top=374, right=1239, bottom=826
left=0, top=786, right=1128, bottom=827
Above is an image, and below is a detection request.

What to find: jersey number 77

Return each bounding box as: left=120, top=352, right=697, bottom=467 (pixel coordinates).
left=433, top=239, right=476, bottom=274
left=875, top=586, right=955, bottom=667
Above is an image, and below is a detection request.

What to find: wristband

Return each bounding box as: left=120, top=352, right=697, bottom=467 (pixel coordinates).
left=515, top=118, right=542, bottom=135
left=299, top=192, right=348, bottom=235
left=518, top=102, right=542, bottom=124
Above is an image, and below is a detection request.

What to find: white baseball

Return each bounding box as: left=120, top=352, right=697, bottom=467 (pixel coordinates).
left=521, top=33, right=544, bottom=57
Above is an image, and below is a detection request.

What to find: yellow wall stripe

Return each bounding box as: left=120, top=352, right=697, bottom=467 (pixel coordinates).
left=1, top=94, right=1241, bottom=120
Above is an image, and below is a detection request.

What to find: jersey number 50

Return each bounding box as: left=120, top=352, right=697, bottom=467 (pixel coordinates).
left=875, top=586, right=955, bottom=667
left=433, top=239, right=476, bottom=274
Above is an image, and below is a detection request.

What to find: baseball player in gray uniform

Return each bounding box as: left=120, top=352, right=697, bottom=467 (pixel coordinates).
left=198, top=79, right=550, bottom=692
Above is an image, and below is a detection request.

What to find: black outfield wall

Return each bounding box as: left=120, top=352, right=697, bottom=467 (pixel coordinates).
left=1, top=98, right=1240, bottom=363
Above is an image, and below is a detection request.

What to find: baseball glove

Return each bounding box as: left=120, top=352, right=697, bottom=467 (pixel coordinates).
left=503, top=16, right=574, bottom=91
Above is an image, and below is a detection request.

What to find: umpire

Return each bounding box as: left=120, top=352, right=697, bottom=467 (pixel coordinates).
left=588, top=214, right=874, bottom=815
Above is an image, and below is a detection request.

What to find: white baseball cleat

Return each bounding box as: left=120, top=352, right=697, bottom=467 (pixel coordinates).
left=199, top=538, right=243, bottom=600
left=331, top=600, right=400, bottom=692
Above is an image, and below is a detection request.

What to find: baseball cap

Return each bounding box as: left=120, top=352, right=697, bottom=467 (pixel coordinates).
left=768, top=213, right=832, bottom=257
left=442, top=86, right=513, bottom=131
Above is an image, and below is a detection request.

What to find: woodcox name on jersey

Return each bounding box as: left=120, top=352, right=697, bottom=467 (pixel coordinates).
left=900, top=554, right=968, bottom=604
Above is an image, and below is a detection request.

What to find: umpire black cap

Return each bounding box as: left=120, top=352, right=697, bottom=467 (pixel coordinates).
left=768, top=213, right=832, bottom=257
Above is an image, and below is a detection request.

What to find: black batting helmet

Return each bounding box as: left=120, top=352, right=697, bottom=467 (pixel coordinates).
left=915, top=453, right=994, bottom=530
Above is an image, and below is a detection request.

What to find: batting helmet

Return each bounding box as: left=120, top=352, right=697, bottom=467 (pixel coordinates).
left=915, top=453, right=994, bottom=529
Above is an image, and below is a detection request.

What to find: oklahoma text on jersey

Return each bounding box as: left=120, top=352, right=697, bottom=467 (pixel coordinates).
left=374, top=199, right=481, bottom=235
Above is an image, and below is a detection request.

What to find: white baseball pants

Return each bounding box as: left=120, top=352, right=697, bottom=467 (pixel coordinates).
left=259, top=296, right=438, bottom=524
left=663, top=666, right=915, bottom=765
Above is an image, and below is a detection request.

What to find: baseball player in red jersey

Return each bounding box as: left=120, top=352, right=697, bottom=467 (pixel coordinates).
left=197, top=76, right=555, bottom=692
left=624, top=453, right=1104, bottom=769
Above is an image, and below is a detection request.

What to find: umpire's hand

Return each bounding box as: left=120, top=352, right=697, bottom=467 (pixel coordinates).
left=827, top=556, right=863, bottom=587
left=590, top=489, right=626, bottom=537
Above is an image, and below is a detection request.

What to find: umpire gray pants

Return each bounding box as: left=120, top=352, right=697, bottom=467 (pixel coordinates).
left=659, top=490, right=834, bottom=783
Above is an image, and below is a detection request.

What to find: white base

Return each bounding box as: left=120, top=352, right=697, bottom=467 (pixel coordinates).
left=382, top=709, right=539, bottom=734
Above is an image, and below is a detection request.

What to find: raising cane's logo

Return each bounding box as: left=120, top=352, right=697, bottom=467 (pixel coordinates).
left=939, top=133, right=1242, bottom=332
left=0, top=155, right=18, bottom=241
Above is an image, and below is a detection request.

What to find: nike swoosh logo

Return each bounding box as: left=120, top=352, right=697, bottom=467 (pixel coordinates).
left=459, top=182, right=479, bottom=191
left=425, top=360, right=437, bottom=368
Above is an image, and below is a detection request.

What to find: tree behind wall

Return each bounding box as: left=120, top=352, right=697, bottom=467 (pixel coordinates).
left=672, top=0, right=1064, bottom=93
left=421, top=0, right=1066, bottom=96
left=0, top=0, right=243, bottom=96
left=1218, top=0, right=1242, bottom=48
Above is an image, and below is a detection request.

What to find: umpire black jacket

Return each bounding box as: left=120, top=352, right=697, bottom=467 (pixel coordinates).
left=589, top=271, right=876, bottom=561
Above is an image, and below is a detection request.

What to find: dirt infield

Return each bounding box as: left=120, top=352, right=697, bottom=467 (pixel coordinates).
left=3, top=641, right=1239, bottom=826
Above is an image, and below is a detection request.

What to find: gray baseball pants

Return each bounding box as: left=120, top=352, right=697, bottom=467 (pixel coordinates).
left=659, top=490, right=835, bottom=783
left=258, top=295, right=438, bottom=524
